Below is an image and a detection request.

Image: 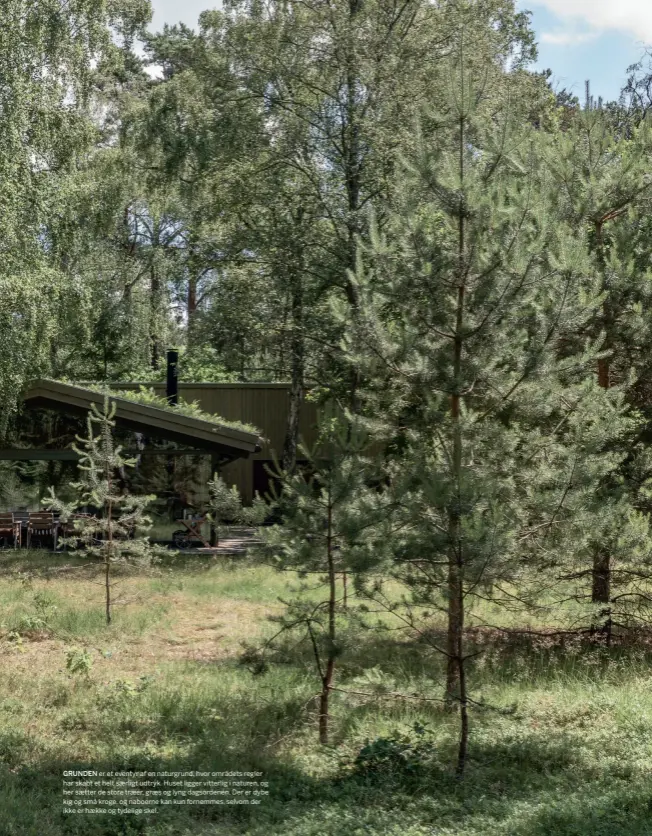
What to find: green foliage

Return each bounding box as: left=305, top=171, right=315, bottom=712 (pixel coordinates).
left=111, top=675, right=154, bottom=696
left=207, top=475, right=267, bottom=537
left=5, top=0, right=652, bottom=825
left=32, top=591, right=58, bottom=619
left=44, top=396, right=166, bottom=624
left=171, top=345, right=241, bottom=382
left=0, top=1, right=155, bottom=428
left=80, top=382, right=260, bottom=434
left=0, top=461, right=44, bottom=511
left=14, top=591, right=59, bottom=637
left=16, top=614, right=48, bottom=634
left=48, top=397, right=157, bottom=558
left=65, top=647, right=93, bottom=679
left=342, top=24, right=650, bottom=636
left=251, top=409, right=391, bottom=742
left=136, top=0, right=542, bottom=393
left=258, top=409, right=390, bottom=580
left=2, top=560, right=652, bottom=835
left=348, top=722, right=437, bottom=781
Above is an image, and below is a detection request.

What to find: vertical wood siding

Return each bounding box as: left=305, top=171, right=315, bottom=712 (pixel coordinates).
left=110, top=383, right=319, bottom=502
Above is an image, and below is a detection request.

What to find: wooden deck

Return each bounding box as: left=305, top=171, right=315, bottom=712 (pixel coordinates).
left=155, top=527, right=262, bottom=555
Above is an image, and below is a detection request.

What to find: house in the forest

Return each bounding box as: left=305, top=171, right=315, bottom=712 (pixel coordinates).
left=1, top=370, right=318, bottom=512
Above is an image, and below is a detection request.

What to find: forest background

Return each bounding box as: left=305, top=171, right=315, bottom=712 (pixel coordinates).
left=6, top=0, right=652, bottom=831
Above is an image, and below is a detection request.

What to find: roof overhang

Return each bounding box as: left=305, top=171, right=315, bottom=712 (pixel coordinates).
left=22, top=379, right=262, bottom=460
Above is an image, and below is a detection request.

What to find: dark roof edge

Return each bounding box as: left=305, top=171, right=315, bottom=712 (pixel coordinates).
left=76, top=381, right=296, bottom=390
left=24, top=379, right=262, bottom=456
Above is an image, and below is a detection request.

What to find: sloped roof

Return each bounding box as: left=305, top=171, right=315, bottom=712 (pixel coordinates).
left=23, top=379, right=262, bottom=460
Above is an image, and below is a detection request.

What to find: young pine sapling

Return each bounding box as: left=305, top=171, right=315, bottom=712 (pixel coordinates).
left=251, top=411, right=388, bottom=744
left=45, top=396, right=164, bottom=625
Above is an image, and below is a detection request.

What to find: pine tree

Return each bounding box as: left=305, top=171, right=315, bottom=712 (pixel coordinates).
left=45, top=396, right=163, bottom=625
left=252, top=409, right=389, bottom=744
left=545, top=100, right=652, bottom=625
left=341, top=22, right=635, bottom=774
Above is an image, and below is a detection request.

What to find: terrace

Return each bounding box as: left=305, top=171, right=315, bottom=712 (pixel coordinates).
left=0, top=375, right=265, bottom=551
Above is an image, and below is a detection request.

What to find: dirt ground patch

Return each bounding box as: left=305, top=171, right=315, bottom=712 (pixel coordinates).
left=0, top=589, right=279, bottom=678
left=120, top=595, right=280, bottom=668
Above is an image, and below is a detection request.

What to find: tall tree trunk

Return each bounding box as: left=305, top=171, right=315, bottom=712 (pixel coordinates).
left=105, top=556, right=112, bottom=625
left=446, top=544, right=463, bottom=701
left=319, top=484, right=337, bottom=744
left=446, top=110, right=467, bottom=706
left=187, top=274, right=198, bottom=348
left=319, top=658, right=335, bottom=745
left=50, top=337, right=59, bottom=379
left=149, top=217, right=163, bottom=370
left=187, top=275, right=197, bottom=318
left=51, top=248, right=70, bottom=378
left=105, top=488, right=113, bottom=625
left=447, top=100, right=470, bottom=778
left=282, top=272, right=304, bottom=473
left=344, top=0, right=362, bottom=289
left=150, top=266, right=161, bottom=371
left=343, top=0, right=363, bottom=415
left=456, top=605, right=469, bottom=776
left=591, top=551, right=611, bottom=603
left=592, top=220, right=612, bottom=608
left=446, top=337, right=465, bottom=706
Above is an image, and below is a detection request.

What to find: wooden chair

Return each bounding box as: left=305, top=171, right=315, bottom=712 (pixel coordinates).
left=26, top=512, right=58, bottom=550
left=58, top=514, right=81, bottom=550
left=0, top=513, right=21, bottom=549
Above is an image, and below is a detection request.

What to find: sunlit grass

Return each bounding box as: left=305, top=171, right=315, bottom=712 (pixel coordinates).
left=0, top=551, right=651, bottom=834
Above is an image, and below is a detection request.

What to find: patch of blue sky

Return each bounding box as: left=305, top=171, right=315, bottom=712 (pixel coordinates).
left=518, top=1, right=650, bottom=103
left=146, top=1, right=651, bottom=107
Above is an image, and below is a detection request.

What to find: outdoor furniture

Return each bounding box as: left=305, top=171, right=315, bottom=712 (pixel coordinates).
left=58, top=513, right=93, bottom=550
left=26, top=512, right=58, bottom=550
left=173, top=514, right=211, bottom=549
left=0, top=513, right=21, bottom=549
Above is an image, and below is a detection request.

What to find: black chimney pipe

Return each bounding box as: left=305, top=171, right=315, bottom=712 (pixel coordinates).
left=166, top=349, right=179, bottom=406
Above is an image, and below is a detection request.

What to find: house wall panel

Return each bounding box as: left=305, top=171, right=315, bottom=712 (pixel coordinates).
left=109, top=383, right=319, bottom=502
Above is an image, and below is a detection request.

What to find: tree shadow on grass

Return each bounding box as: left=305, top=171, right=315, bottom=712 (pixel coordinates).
left=0, top=548, right=231, bottom=580
left=0, top=757, right=321, bottom=836
left=5, top=600, right=652, bottom=834
left=511, top=780, right=652, bottom=836
left=267, top=623, right=652, bottom=694
left=2, top=660, right=651, bottom=836
left=331, top=731, right=652, bottom=836
left=0, top=550, right=92, bottom=578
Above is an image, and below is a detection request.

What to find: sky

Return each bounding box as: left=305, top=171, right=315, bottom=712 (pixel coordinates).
left=149, top=0, right=214, bottom=32
left=149, top=0, right=651, bottom=104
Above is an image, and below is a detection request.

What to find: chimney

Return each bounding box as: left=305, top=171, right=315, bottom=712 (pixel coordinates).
left=166, top=349, right=179, bottom=406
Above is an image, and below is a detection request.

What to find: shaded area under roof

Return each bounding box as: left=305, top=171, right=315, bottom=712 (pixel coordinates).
left=21, top=379, right=262, bottom=462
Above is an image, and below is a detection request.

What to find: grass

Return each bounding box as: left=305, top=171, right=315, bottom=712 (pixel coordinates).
left=72, top=382, right=261, bottom=435
left=0, top=551, right=651, bottom=834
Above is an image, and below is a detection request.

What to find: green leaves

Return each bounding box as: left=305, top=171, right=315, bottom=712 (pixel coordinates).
left=45, top=396, right=163, bottom=625
left=339, top=22, right=652, bottom=638
left=208, top=474, right=265, bottom=527
left=0, top=2, right=157, bottom=427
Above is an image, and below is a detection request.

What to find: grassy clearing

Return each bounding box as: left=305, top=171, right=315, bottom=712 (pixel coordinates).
left=0, top=552, right=651, bottom=835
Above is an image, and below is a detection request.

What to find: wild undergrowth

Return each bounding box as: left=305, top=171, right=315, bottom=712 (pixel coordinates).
left=0, top=551, right=650, bottom=835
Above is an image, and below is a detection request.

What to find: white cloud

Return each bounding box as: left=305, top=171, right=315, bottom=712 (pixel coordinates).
left=150, top=0, right=219, bottom=30
left=539, top=30, right=599, bottom=46
left=531, top=0, right=652, bottom=42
